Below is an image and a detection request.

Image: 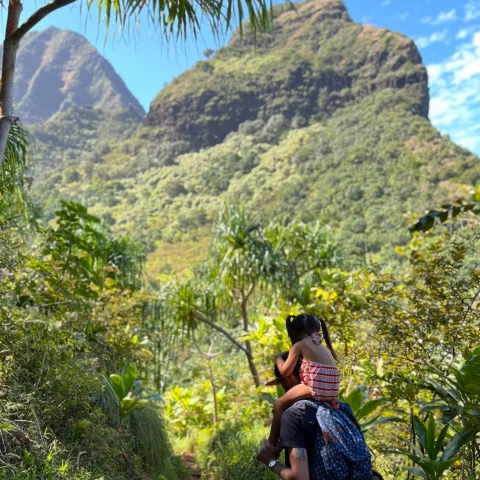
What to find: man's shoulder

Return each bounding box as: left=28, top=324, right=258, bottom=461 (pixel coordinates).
left=279, top=402, right=318, bottom=452
left=283, top=400, right=320, bottom=423
left=284, top=400, right=357, bottom=422
left=287, top=399, right=322, bottom=411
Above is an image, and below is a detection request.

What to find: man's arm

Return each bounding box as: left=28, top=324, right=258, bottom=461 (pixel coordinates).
left=272, top=448, right=310, bottom=480
left=257, top=445, right=310, bottom=480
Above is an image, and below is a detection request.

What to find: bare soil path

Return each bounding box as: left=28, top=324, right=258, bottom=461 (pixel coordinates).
left=181, top=452, right=203, bottom=480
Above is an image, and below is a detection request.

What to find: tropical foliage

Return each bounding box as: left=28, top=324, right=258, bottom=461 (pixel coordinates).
left=1, top=0, right=480, bottom=478
left=3, top=128, right=480, bottom=478
left=29, top=89, right=480, bottom=279
left=0, top=175, right=180, bottom=478
left=24, top=0, right=480, bottom=280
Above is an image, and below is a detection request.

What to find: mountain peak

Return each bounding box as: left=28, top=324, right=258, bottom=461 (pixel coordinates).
left=146, top=0, right=428, bottom=150
left=10, top=27, right=145, bottom=124
left=228, top=0, right=350, bottom=48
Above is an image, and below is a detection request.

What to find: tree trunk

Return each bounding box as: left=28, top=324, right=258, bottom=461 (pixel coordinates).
left=0, top=0, right=22, bottom=170
left=208, top=365, right=218, bottom=430
left=240, top=297, right=260, bottom=388
left=0, top=0, right=78, bottom=168
left=191, top=308, right=260, bottom=388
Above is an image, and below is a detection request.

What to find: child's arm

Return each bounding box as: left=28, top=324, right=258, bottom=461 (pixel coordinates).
left=276, top=343, right=302, bottom=377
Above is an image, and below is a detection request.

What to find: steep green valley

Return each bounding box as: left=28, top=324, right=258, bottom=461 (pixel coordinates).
left=27, top=0, right=480, bottom=278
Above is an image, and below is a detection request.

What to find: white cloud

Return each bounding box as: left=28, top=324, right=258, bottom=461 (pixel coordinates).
left=457, top=28, right=469, bottom=39
left=420, top=9, right=457, bottom=25
left=415, top=30, right=448, bottom=48
left=382, top=0, right=391, bottom=6
left=465, top=1, right=480, bottom=21
left=427, top=32, right=480, bottom=155
left=397, top=12, right=409, bottom=21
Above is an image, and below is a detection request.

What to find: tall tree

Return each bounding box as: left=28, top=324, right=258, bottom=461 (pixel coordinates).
left=0, top=0, right=272, bottom=170
left=201, top=204, right=284, bottom=386
left=162, top=204, right=338, bottom=388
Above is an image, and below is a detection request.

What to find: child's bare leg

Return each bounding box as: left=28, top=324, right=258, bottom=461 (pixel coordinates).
left=268, top=384, right=312, bottom=447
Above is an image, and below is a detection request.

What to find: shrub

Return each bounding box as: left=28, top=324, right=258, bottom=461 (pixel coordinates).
left=201, top=423, right=279, bottom=480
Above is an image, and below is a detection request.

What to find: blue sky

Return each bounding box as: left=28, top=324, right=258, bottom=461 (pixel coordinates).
left=13, top=0, right=480, bottom=155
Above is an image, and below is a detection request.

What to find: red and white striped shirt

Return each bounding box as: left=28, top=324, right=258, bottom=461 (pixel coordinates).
left=300, top=359, right=340, bottom=400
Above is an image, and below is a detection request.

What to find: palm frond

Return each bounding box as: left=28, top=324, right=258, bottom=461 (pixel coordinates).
left=0, top=122, right=29, bottom=196
left=89, top=0, right=272, bottom=40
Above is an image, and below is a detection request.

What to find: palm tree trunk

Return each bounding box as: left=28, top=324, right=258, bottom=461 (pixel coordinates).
left=0, top=0, right=77, bottom=168
left=0, top=0, right=22, bottom=170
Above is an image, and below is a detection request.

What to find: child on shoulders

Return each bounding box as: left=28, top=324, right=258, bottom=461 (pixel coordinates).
left=267, top=313, right=339, bottom=449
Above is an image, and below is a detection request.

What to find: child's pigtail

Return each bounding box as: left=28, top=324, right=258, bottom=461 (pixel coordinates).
left=319, top=317, right=338, bottom=361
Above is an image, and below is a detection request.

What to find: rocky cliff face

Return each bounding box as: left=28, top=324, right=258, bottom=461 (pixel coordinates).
left=146, top=0, right=429, bottom=150
left=7, top=27, right=144, bottom=124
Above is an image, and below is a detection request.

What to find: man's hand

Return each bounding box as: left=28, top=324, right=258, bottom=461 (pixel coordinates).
left=256, top=439, right=280, bottom=465
left=257, top=443, right=310, bottom=480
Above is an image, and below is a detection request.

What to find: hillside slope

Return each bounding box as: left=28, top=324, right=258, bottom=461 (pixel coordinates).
left=28, top=0, right=480, bottom=278
left=8, top=27, right=144, bottom=124
left=146, top=0, right=429, bottom=149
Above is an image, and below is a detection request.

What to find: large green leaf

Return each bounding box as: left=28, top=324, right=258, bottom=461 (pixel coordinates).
left=122, top=363, right=137, bottom=396
left=413, top=416, right=428, bottom=452
left=405, top=467, right=426, bottom=478
left=108, top=374, right=125, bottom=401
left=426, top=414, right=436, bottom=459
left=121, top=396, right=148, bottom=417
left=441, top=428, right=477, bottom=461
left=356, top=399, right=386, bottom=421
left=361, top=415, right=405, bottom=432
left=346, top=388, right=363, bottom=415
left=120, top=396, right=138, bottom=417
left=434, top=423, right=450, bottom=457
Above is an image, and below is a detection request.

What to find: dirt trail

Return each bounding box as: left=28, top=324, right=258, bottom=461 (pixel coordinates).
left=181, top=452, right=202, bottom=479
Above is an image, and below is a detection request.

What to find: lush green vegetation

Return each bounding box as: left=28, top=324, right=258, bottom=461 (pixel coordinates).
left=157, top=203, right=480, bottom=479
left=25, top=0, right=480, bottom=281
left=0, top=190, right=185, bottom=478
left=3, top=132, right=480, bottom=478
left=29, top=89, right=480, bottom=279
left=2, top=1, right=480, bottom=478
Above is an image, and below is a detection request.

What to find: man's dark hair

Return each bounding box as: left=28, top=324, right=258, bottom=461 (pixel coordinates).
left=274, top=351, right=301, bottom=380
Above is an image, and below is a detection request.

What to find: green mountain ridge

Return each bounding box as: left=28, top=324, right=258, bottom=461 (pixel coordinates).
left=28, top=0, right=480, bottom=278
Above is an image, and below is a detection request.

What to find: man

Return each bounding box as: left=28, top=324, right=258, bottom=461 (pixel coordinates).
left=256, top=353, right=312, bottom=479
left=256, top=353, right=383, bottom=480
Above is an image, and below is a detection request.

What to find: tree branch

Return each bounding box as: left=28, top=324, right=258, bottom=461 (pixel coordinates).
left=9, top=0, right=78, bottom=43
left=463, top=285, right=480, bottom=323
left=245, top=280, right=256, bottom=301
left=190, top=309, right=249, bottom=355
